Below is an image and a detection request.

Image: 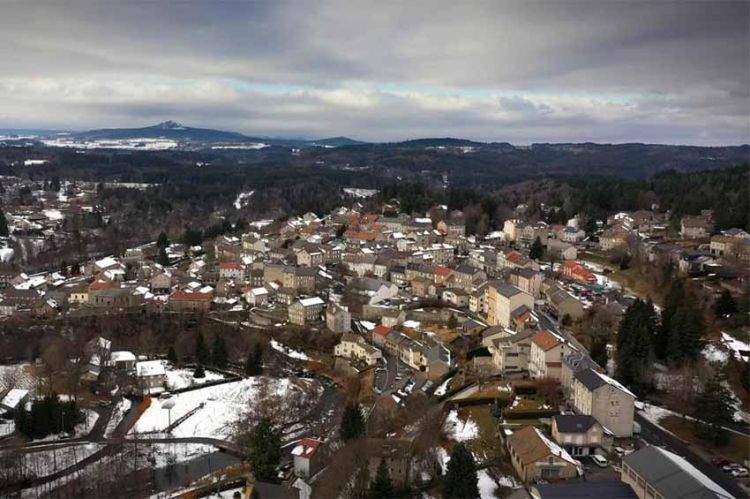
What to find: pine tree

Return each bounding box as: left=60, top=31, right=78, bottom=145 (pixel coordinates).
left=212, top=335, right=227, bottom=368
left=195, top=332, right=209, bottom=365
left=714, top=290, right=737, bottom=318
left=194, top=365, right=205, bottom=378
left=249, top=418, right=282, bottom=481
left=529, top=236, right=544, bottom=260
left=693, top=372, right=734, bottom=445
left=369, top=458, right=393, bottom=498
left=245, top=343, right=263, bottom=376
left=167, top=346, right=178, bottom=364
left=157, top=246, right=170, bottom=266
left=0, top=208, right=9, bottom=237
left=615, top=299, right=655, bottom=395
left=157, top=231, right=169, bottom=248
left=340, top=403, right=365, bottom=441
left=443, top=442, right=479, bottom=499
left=589, top=337, right=608, bottom=368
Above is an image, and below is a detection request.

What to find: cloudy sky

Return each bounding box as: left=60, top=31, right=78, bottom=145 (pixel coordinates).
left=1, top=1, right=748, bottom=144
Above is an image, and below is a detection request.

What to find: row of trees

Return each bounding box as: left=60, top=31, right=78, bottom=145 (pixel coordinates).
left=15, top=395, right=82, bottom=439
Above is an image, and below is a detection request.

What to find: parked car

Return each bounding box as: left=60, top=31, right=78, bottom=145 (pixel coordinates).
left=731, top=468, right=749, bottom=478
left=590, top=454, right=608, bottom=468
left=712, top=456, right=731, bottom=467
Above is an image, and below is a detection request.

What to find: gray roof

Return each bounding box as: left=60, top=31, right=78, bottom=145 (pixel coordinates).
left=490, top=280, right=523, bottom=298
left=574, top=368, right=608, bottom=391
left=532, top=481, right=636, bottom=498
left=623, top=446, right=733, bottom=499
left=563, top=351, right=600, bottom=372
left=553, top=414, right=597, bottom=433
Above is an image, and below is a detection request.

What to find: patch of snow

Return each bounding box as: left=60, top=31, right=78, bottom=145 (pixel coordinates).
left=721, top=331, right=750, bottom=362
left=165, top=367, right=226, bottom=391
left=443, top=409, right=479, bottom=442
left=212, top=143, right=268, bottom=150
left=702, top=343, right=729, bottom=364
left=42, top=209, right=64, bottom=221
left=233, top=190, right=255, bottom=209
left=270, top=339, right=309, bottom=361
left=434, top=377, right=453, bottom=396
left=343, top=188, right=378, bottom=198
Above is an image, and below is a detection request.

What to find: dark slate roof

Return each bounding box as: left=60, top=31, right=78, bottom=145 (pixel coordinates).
left=574, top=367, right=607, bottom=391
left=553, top=414, right=597, bottom=433
left=563, top=351, right=601, bottom=372
left=623, top=446, right=733, bottom=499
left=532, top=481, right=637, bottom=498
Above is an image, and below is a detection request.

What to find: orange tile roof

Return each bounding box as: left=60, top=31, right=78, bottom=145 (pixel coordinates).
left=531, top=330, right=561, bottom=351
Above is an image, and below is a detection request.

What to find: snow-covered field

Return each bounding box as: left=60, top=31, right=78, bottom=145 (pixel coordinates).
left=165, top=367, right=226, bottom=391
left=132, top=377, right=318, bottom=439
left=343, top=188, right=378, bottom=198
left=443, top=409, right=479, bottom=442
left=233, top=190, right=255, bottom=209
left=42, top=138, right=178, bottom=150
left=270, top=339, right=309, bottom=361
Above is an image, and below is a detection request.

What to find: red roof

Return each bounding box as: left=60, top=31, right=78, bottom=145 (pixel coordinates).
left=170, top=290, right=213, bottom=302
left=434, top=266, right=453, bottom=277
left=374, top=325, right=392, bottom=337
left=220, top=262, right=243, bottom=270
left=291, top=437, right=322, bottom=459
left=89, top=279, right=119, bottom=291
left=531, top=330, right=562, bottom=351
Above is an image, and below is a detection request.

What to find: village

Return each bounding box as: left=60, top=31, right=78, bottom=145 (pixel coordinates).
left=0, top=182, right=748, bottom=499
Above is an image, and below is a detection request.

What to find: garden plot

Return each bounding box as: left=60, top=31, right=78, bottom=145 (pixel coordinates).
left=132, top=377, right=319, bottom=439
left=165, top=366, right=226, bottom=391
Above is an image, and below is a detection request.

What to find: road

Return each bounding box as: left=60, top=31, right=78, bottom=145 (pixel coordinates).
left=635, top=413, right=748, bottom=498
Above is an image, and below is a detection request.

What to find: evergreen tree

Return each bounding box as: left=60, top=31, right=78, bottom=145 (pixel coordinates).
left=212, top=335, right=228, bottom=368
left=157, top=246, right=170, bottom=266
left=245, top=343, right=263, bottom=376
left=615, top=299, right=655, bottom=395
left=340, top=403, right=366, bottom=441
left=529, top=236, right=544, bottom=260
left=589, top=337, right=608, bottom=368
left=195, top=332, right=209, bottom=365
left=249, top=418, right=282, bottom=481
left=714, top=290, right=737, bottom=318
left=442, top=443, right=479, bottom=499
left=657, top=281, right=705, bottom=365
left=167, top=346, right=178, bottom=364
left=693, top=372, right=734, bottom=446
left=194, top=364, right=205, bottom=378
left=0, top=208, right=8, bottom=237
left=369, top=458, right=393, bottom=498
left=157, top=231, right=169, bottom=248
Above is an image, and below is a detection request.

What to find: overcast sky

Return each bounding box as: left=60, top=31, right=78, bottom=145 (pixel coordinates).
left=1, top=1, right=748, bottom=144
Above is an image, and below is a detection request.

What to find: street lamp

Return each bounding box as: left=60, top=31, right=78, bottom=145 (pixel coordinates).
left=161, top=398, right=176, bottom=431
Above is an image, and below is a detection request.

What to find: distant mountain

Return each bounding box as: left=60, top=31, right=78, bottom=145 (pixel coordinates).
left=72, top=121, right=251, bottom=142
left=65, top=121, right=364, bottom=148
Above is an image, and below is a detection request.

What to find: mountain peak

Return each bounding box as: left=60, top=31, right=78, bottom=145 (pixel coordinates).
left=155, top=120, right=186, bottom=130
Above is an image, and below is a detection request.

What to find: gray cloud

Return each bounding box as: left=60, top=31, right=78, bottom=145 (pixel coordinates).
left=0, top=1, right=747, bottom=144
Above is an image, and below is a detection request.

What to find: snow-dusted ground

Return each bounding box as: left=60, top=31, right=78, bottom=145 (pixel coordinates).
left=702, top=343, right=730, bottom=364
left=343, top=188, right=378, bottom=198
left=443, top=410, right=479, bottom=442
left=721, top=331, right=750, bottom=362
left=212, top=143, right=268, bottom=150
left=132, top=377, right=317, bottom=439
left=434, top=377, right=453, bottom=396
left=233, top=190, right=255, bottom=209
left=42, top=138, right=178, bottom=150
left=104, top=398, right=132, bottom=438
left=165, top=367, right=226, bottom=391
left=270, top=339, right=309, bottom=361
left=477, top=469, right=516, bottom=498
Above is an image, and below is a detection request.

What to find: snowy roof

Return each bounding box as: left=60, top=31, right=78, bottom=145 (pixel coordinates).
left=95, top=256, right=119, bottom=269
left=0, top=388, right=29, bottom=409
left=290, top=437, right=322, bottom=459
left=111, top=351, right=136, bottom=362
left=299, top=296, right=324, bottom=307
left=136, top=360, right=166, bottom=377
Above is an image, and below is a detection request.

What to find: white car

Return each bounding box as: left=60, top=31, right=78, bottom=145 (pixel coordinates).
left=590, top=454, right=609, bottom=468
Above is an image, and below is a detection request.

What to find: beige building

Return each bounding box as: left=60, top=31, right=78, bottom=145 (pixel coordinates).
left=288, top=296, right=325, bottom=326
left=487, top=329, right=535, bottom=375
left=326, top=303, right=351, bottom=333
left=506, top=426, right=579, bottom=482
left=487, top=281, right=534, bottom=329
left=551, top=415, right=607, bottom=457
left=334, top=333, right=382, bottom=365
left=572, top=368, right=635, bottom=438
left=528, top=330, right=570, bottom=381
